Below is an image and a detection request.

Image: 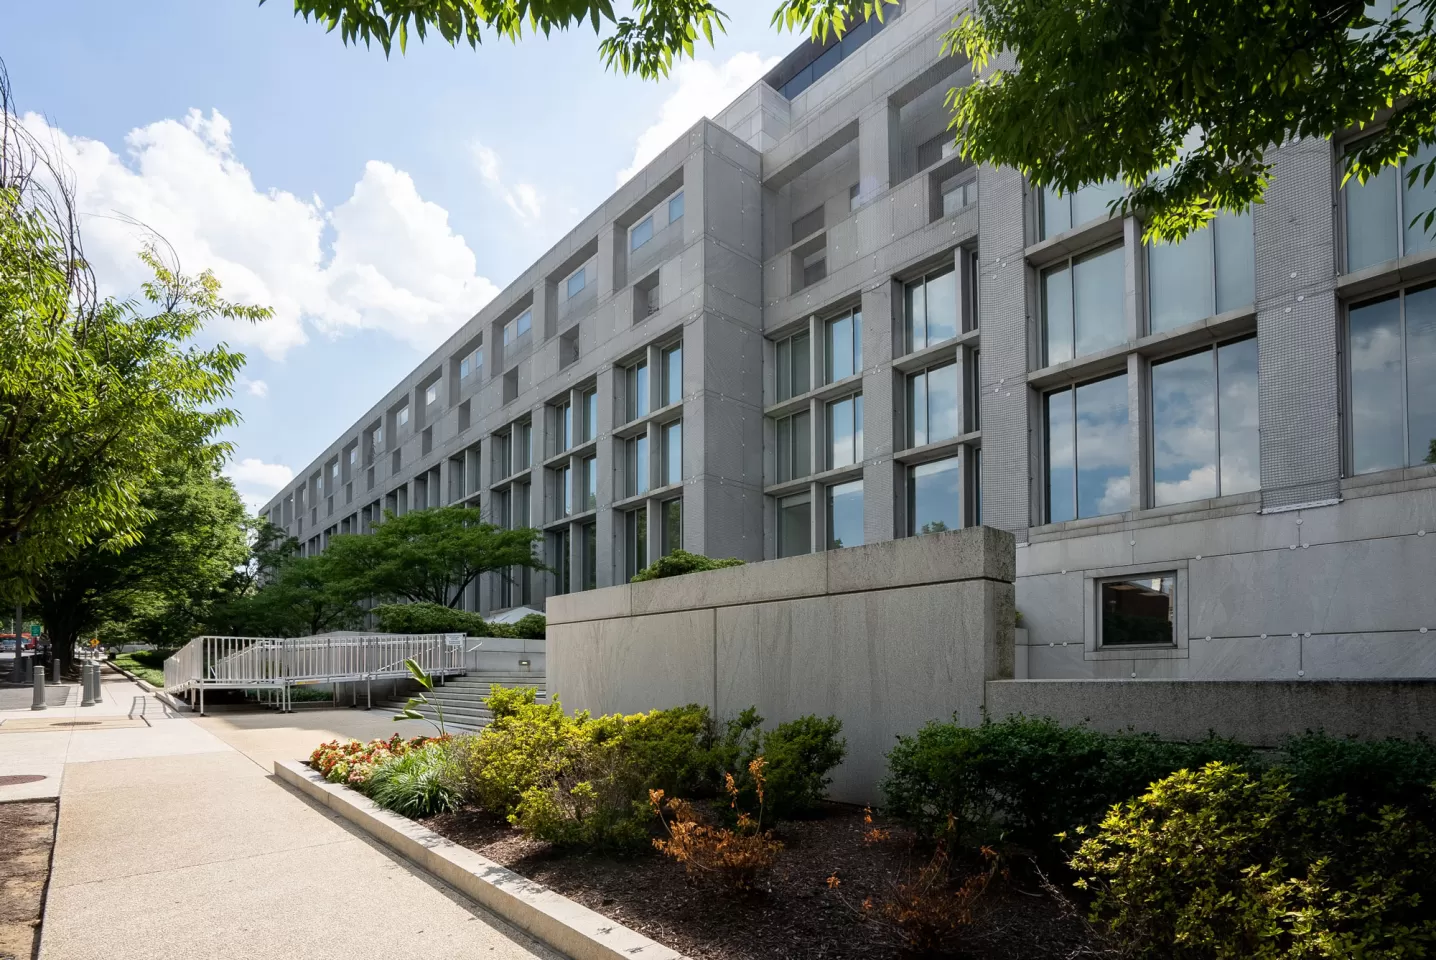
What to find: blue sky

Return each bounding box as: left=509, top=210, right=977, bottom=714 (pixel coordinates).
left=5, top=0, right=794, bottom=510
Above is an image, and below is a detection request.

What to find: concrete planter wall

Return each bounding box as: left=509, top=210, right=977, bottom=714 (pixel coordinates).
left=547, top=527, right=1017, bottom=802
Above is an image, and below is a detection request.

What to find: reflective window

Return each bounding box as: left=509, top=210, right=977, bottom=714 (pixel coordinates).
left=907, top=361, right=961, bottom=448
left=566, top=267, right=587, bottom=299
left=775, top=331, right=811, bottom=401
left=554, top=464, right=572, bottom=519
left=1045, top=373, right=1129, bottom=522
left=1148, top=212, right=1254, bottom=333
left=778, top=492, right=811, bottom=557
left=625, top=509, right=648, bottom=580
left=626, top=360, right=650, bottom=421
left=668, top=191, right=684, bottom=224
left=827, top=480, right=864, bottom=549
left=775, top=410, right=812, bottom=483
left=825, top=309, right=863, bottom=382
left=514, top=421, right=531, bottom=470
left=625, top=435, right=649, bottom=496
left=1041, top=180, right=1125, bottom=239
left=582, top=522, right=597, bottom=591
left=581, top=388, right=598, bottom=442
left=1150, top=337, right=1260, bottom=506
left=1345, top=141, right=1436, bottom=272
left=662, top=498, right=682, bottom=556
left=1349, top=286, right=1436, bottom=472
left=940, top=175, right=977, bottom=217
left=460, top=357, right=471, bottom=379
left=1100, top=575, right=1176, bottom=646
left=662, top=343, right=682, bottom=407
left=582, top=456, right=597, bottom=511
left=552, top=528, right=571, bottom=595
left=662, top=420, right=682, bottom=486
left=1042, top=243, right=1125, bottom=365
left=556, top=399, right=573, bottom=452
left=397, top=406, right=409, bottom=427
left=827, top=394, right=864, bottom=469
left=473, top=347, right=484, bottom=373
left=909, top=456, right=961, bottom=535
left=631, top=216, right=654, bottom=251
left=905, top=266, right=958, bottom=352
left=973, top=447, right=982, bottom=525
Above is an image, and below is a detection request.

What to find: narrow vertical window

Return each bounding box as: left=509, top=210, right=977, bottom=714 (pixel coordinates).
left=826, top=480, right=864, bottom=549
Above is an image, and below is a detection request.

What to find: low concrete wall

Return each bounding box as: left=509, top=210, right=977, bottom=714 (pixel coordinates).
left=547, top=527, right=1017, bottom=802
left=985, top=678, right=1436, bottom=746
left=460, top=636, right=546, bottom=676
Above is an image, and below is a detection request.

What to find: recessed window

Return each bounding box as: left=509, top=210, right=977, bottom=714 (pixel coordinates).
left=909, top=456, right=961, bottom=535
left=661, top=343, right=683, bottom=407
left=582, top=455, right=597, bottom=512
left=555, top=398, right=573, bottom=452
left=552, top=527, right=571, bottom=595
left=1099, top=575, right=1177, bottom=646
left=1042, top=243, right=1125, bottom=365
left=775, top=410, right=813, bottom=483
left=661, top=498, right=682, bottom=556
left=624, top=508, right=648, bottom=580
left=905, top=266, right=958, bottom=353
left=1148, top=212, right=1254, bottom=333
left=826, top=479, right=863, bottom=549
left=348, top=448, right=357, bottom=466
left=1045, top=372, right=1129, bottom=523
left=1348, top=285, right=1436, bottom=473
left=460, top=357, right=471, bottom=380
left=631, top=215, right=654, bottom=251
left=554, top=464, right=572, bottom=519
left=397, top=406, right=410, bottom=427
left=503, top=309, right=532, bottom=345
left=907, top=361, right=961, bottom=448
left=825, top=309, right=863, bottom=382
left=566, top=266, right=587, bottom=299
left=626, top=359, right=650, bottom=421
left=917, top=132, right=957, bottom=170
left=494, top=429, right=513, bottom=479
left=777, top=492, right=811, bottom=558
left=1041, top=180, right=1125, bottom=239
left=474, top=347, right=484, bottom=372
left=661, top=420, right=682, bottom=486
left=514, top=421, right=531, bottom=471
left=775, top=331, right=811, bottom=402
left=849, top=183, right=861, bottom=211
left=1344, top=139, right=1436, bottom=272
left=373, top=425, right=384, bottom=449
left=1151, top=337, right=1260, bottom=505
left=581, top=522, right=597, bottom=591
left=626, top=434, right=649, bottom=496
left=792, top=206, right=825, bottom=243
left=425, top=384, right=438, bottom=405
left=827, top=393, right=864, bottom=469
left=581, top=388, right=598, bottom=442
left=940, top=174, right=977, bottom=217
left=668, top=191, right=684, bottom=224
left=801, top=249, right=827, bottom=288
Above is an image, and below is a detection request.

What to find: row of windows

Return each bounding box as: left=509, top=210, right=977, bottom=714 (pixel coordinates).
left=631, top=189, right=684, bottom=252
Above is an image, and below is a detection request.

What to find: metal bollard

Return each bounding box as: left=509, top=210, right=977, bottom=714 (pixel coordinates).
left=50, top=662, right=60, bottom=685
left=80, top=663, right=96, bottom=707
left=31, top=665, right=46, bottom=711
left=91, top=662, right=102, bottom=704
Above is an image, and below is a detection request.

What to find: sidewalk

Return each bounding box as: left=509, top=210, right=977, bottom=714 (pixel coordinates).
left=0, top=669, right=560, bottom=960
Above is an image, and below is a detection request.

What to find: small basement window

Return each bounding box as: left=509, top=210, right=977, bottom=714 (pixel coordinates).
left=1098, top=574, right=1176, bottom=646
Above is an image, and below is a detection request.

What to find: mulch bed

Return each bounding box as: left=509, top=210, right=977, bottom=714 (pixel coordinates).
left=422, top=803, right=1104, bottom=960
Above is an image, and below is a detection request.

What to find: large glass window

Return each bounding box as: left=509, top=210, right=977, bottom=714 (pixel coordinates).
left=1042, top=243, right=1125, bottom=365
left=625, top=435, right=649, bottom=496
left=909, top=456, right=961, bottom=535
left=1349, top=286, right=1436, bottom=473
left=775, top=331, right=811, bottom=401
left=907, top=361, right=961, bottom=448
left=1045, top=373, right=1130, bottom=522
left=905, top=266, right=958, bottom=353
left=556, top=398, right=573, bottom=452
left=581, top=522, right=597, bottom=591
left=1150, top=337, right=1260, bottom=506
left=1100, top=575, right=1176, bottom=646
left=825, top=309, right=863, bottom=382
left=661, top=343, right=683, bottom=407
left=624, top=509, right=648, bottom=580
left=827, top=394, right=864, bottom=469
left=1041, top=180, right=1125, bottom=239
left=775, top=410, right=812, bottom=483
left=552, top=528, right=571, bottom=595
left=494, top=431, right=512, bottom=480
left=668, top=191, right=684, bottom=224
left=397, top=406, right=409, bottom=427
left=554, top=464, right=572, bottom=519
left=581, top=388, right=598, bottom=442
left=460, top=356, right=471, bottom=380
left=631, top=216, right=654, bottom=251
left=662, top=498, right=682, bottom=556
left=503, top=309, right=532, bottom=345
left=826, top=480, right=864, bottom=549
left=777, top=492, right=811, bottom=557
left=1345, top=141, right=1436, bottom=272
left=514, top=421, right=531, bottom=470
left=582, top=455, right=597, bottom=511
left=662, top=420, right=682, bottom=486
left=566, top=266, right=587, bottom=299
left=1148, top=212, right=1255, bottom=333
left=626, top=360, right=650, bottom=421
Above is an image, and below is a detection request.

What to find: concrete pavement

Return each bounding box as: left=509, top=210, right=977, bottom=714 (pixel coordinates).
left=0, top=669, right=560, bottom=960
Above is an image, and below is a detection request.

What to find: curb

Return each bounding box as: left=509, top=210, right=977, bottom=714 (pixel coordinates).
left=273, top=759, right=685, bottom=960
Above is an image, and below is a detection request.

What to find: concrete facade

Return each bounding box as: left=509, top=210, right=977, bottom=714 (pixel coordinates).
left=263, top=0, right=1436, bottom=683
left=546, top=527, right=1016, bottom=802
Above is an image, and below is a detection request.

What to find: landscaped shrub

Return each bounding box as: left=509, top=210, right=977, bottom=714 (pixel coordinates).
left=1281, top=730, right=1436, bottom=817
left=454, top=689, right=582, bottom=814
left=373, top=601, right=536, bottom=637
left=513, top=613, right=547, bottom=639
left=881, top=715, right=1252, bottom=854
left=309, top=735, right=437, bottom=788
left=652, top=758, right=783, bottom=891
left=1070, top=761, right=1436, bottom=959
left=513, top=736, right=650, bottom=850
left=629, top=549, right=745, bottom=583
left=711, top=708, right=847, bottom=819
left=616, top=704, right=717, bottom=797
left=366, top=739, right=463, bottom=817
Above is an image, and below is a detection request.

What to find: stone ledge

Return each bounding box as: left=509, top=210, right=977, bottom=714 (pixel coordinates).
left=273, top=759, right=686, bottom=960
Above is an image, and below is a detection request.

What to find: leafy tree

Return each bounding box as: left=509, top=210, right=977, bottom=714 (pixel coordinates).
left=206, top=552, right=360, bottom=638
left=948, top=0, right=1436, bottom=240
left=323, top=506, right=545, bottom=607
left=32, top=462, right=250, bottom=672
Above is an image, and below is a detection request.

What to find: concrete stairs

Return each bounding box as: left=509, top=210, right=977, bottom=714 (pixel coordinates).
left=378, top=672, right=545, bottom=732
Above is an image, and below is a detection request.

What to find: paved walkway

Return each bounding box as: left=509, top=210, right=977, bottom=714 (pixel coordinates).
left=0, top=669, right=560, bottom=960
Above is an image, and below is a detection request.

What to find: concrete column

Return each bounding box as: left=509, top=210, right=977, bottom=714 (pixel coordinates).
left=1126, top=351, right=1148, bottom=512
left=856, top=100, right=899, bottom=203
left=594, top=365, right=618, bottom=586
left=862, top=278, right=898, bottom=545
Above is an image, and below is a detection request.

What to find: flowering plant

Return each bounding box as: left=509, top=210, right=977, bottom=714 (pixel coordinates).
left=309, top=734, right=441, bottom=788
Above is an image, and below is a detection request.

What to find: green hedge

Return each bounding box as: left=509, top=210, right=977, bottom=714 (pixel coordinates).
left=629, top=549, right=745, bottom=582
left=372, top=602, right=545, bottom=639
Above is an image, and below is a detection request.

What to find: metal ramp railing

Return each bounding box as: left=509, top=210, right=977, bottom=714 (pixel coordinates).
left=163, top=633, right=464, bottom=714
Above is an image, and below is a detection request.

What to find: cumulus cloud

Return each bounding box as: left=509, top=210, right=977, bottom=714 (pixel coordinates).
left=471, top=141, right=543, bottom=223
left=617, top=52, right=778, bottom=185
left=23, top=109, right=499, bottom=360
left=227, top=458, right=294, bottom=514
left=238, top=377, right=268, bottom=398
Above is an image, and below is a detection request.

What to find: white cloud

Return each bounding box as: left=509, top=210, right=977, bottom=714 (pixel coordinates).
left=617, top=52, right=778, bottom=185
left=471, top=141, right=543, bottom=223
left=239, top=377, right=268, bottom=398
left=227, top=458, right=294, bottom=514
left=1097, top=474, right=1131, bottom=517
left=23, top=109, right=499, bottom=360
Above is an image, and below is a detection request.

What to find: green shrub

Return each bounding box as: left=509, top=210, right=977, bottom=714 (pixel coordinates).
left=366, top=740, right=463, bottom=817
left=373, top=601, right=527, bottom=637
left=513, top=613, right=547, bottom=639
left=629, top=549, right=745, bottom=582
left=512, top=736, right=649, bottom=850
left=1281, top=730, right=1436, bottom=817
left=618, top=704, right=717, bottom=797
left=712, top=708, right=847, bottom=819
left=454, top=688, right=585, bottom=814
left=1071, top=762, right=1436, bottom=959
left=881, top=715, right=1252, bottom=854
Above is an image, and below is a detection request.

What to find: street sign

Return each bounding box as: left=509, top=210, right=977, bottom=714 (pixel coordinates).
left=29, top=624, right=39, bottom=636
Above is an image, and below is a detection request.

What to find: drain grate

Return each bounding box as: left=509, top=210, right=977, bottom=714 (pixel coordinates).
left=0, top=774, right=47, bottom=787
left=49, top=721, right=102, bottom=727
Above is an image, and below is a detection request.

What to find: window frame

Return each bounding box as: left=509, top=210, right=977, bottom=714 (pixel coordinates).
left=776, top=491, right=812, bottom=558
left=630, top=215, right=654, bottom=252
left=774, top=409, right=813, bottom=483
left=1043, top=371, right=1129, bottom=524
left=904, top=265, right=960, bottom=354
left=626, top=359, right=650, bottom=422
left=774, top=330, right=811, bottom=402
left=1341, top=136, right=1436, bottom=273
left=660, top=342, right=683, bottom=408
left=397, top=406, right=410, bottom=428
left=824, top=308, right=863, bottom=384
left=624, top=508, right=648, bottom=580
left=1095, top=571, right=1179, bottom=650
left=826, top=393, right=864, bottom=470
left=661, top=497, right=682, bottom=556
left=1344, top=283, right=1436, bottom=474
left=566, top=266, right=587, bottom=299
left=1145, top=212, right=1255, bottom=335
left=1040, top=241, right=1125, bottom=367
left=661, top=419, right=683, bottom=487
left=825, top=478, right=864, bottom=550
left=905, top=360, right=962, bottom=450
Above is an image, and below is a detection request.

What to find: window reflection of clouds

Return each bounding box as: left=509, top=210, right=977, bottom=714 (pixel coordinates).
left=1077, top=374, right=1130, bottom=519
left=1152, top=351, right=1217, bottom=505
left=1350, top=297, right=1405, bottom=474
left=1406, top=288, right=1436, bottom=467
left=1217, top=338, right=1260, bottom=494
